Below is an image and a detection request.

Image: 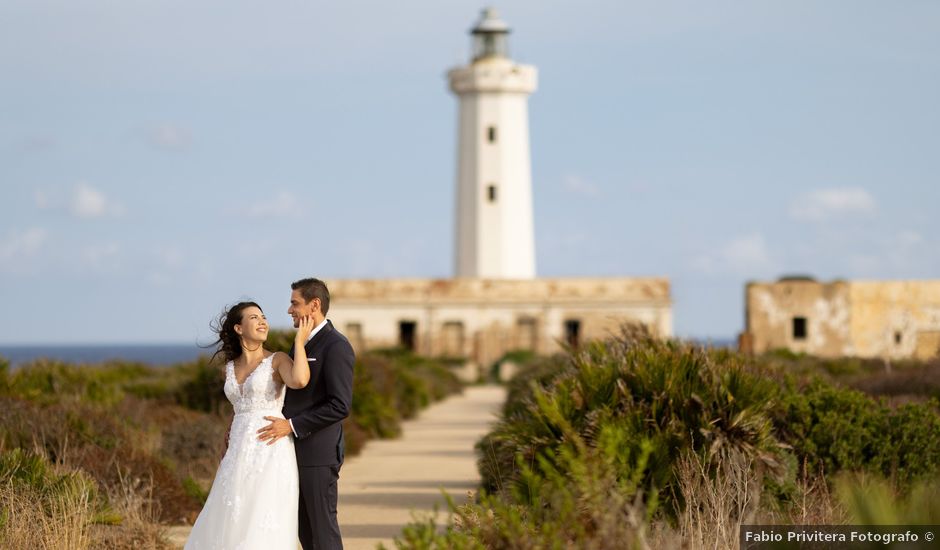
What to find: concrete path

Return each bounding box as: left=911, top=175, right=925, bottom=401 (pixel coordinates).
left=165, top=385, right=506, bottom=549
left=338, top=385, right=505, bottom=549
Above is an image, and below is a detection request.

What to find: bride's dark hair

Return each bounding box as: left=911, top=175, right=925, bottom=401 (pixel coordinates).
left=209, top=301, right=263, bottom=364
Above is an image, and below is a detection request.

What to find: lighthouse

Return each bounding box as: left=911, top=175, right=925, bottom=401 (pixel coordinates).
left=323, top=9, right=672, bottom=368
left=449, top=8, right=537, bottom=279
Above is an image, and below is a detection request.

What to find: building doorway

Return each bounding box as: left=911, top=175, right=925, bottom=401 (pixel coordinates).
left=564, top=319, right=581, bottom=348
left=399, top=321, right=417, bottom=351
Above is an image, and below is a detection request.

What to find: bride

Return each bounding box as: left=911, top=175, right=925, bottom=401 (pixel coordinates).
left=185, top=301, right=313, bottom=549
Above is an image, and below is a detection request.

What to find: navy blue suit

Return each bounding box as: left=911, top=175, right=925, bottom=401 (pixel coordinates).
left=284, top=320, right=354, bottom=550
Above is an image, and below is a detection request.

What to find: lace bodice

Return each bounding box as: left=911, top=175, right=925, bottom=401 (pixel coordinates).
left=224, top=354, right=286, bottom=415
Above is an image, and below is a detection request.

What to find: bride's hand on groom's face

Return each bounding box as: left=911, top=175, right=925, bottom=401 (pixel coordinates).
left=295, top=315, right=315, bottom=343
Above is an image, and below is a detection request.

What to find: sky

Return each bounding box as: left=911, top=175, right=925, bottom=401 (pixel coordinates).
left=1, top=1, right=938, bottom=344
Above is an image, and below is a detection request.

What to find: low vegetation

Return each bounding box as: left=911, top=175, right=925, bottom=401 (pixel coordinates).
left=392, top=327, right=940, bottom=549
left=0, top=334, right=461, bottom=549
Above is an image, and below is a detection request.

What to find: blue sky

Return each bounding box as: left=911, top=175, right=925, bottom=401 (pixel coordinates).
left=1, top=1, right=938, bottom=344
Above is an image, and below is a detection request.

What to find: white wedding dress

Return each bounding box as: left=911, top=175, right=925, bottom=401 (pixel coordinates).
left=185, top=354, right=300, bottom=549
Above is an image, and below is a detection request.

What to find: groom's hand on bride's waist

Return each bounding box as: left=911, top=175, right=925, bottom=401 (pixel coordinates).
left=257, top=417, right=292, bottom=445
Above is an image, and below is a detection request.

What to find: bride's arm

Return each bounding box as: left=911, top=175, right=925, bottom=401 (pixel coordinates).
left=274, top=316, right=314, bottom=389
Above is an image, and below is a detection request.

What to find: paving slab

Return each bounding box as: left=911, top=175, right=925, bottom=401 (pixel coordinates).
left=338, top=385, right=506, bottom=550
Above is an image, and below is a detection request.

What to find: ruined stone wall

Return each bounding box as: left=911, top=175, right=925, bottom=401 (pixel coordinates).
left=849, top=281, right=940, bottom=359
left=745, top=280, right=851, bottom=357
left=745, top=279, right=940, bottom=359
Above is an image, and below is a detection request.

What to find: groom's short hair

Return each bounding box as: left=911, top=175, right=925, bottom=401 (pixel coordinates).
left=292, top=278, right=331, bottom=315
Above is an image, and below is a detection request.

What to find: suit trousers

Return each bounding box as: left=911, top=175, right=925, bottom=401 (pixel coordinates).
left=298, top=464, right=343, bottom=550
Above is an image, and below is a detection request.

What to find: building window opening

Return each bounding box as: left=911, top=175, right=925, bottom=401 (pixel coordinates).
left=487, top=126, right=497, bottom=143
left=564, top=319, right=581, bottom=348
left=517, top=317, right=537, bottom=351
left=346, top=322, right=364, bottom=351
left=442, top=321, right=465, bottom=357
left=792, top=317, right=807, bottom=340
left=894, top=331, right=902, bottom=345
left=487, top=185, right=497, bottom=203
left=399, top=321, right=417, bottom=351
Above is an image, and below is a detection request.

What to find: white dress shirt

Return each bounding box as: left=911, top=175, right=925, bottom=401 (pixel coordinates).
left=306, top=318, right=329, bottom=343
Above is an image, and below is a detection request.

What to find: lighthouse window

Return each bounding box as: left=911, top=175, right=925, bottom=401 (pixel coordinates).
left=487, top=126, right=497, bottom=143
left=487, top=185, right=497, bottom=203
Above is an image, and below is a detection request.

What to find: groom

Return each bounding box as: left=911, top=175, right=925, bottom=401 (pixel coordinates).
left=258, top=277, right=354, bottom=550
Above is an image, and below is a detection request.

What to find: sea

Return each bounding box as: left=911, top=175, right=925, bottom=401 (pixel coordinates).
left=0, top=339, right=737, bottom=369
left=0, top=344, right=206, bottom=368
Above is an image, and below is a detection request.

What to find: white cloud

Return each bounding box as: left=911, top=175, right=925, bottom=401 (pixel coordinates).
left=147, top=124, right=192, bottom=151
left=243, top=191, right=305, bottom=218
left=70, top=183, right=125, bottom=219
left=692, top=233, right=774, bottom=276
left=789, top=187, right=876, bottom=222
left=0, top=227, right=48, bottom=265
left=563, top=175, right=600, bottom=197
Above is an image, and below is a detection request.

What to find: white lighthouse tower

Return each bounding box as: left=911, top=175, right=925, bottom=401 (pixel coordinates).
left=449, top=8, right=537, bottom=279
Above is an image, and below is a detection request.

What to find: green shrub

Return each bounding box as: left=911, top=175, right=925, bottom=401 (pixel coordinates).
left=350, top=356, right=401, bottom=439
left=0, top=360, right=128, bottom=406
left=392, top=408, right=655, bottom=549
left=182, top=476, right=208, bottom=504
left=350, top=349, right=463, bottom=438
left=774, top=380, right=940, bottom=485
left=172, top=356, right=227, bottom=414
left=886, top=401, right=940, bottom=482
left=0, top=356, right=9, bottom=393
left=396, top=330, right=940, bottom=547
left=479, top=333, right=789, bottom=517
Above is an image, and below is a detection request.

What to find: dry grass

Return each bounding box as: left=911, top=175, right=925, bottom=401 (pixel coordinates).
left=0, top=442, right=170, bottom=550
left=652, top=454, right=854, bottom=550
left=0, top=455, right=96, bottom=550
left=89, top=467, right=168, bottom=550
left=785, top=463, right=845, bottom=526
left=849, top=361, right=940, bottom=403
left=649, top=450, right=760, bottom=550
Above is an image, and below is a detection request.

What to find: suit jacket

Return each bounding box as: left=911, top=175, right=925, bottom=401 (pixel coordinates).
left=283, top=320, right=355, bottom=466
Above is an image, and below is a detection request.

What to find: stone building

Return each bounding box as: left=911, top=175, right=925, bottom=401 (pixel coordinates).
left=324, top=10, right=672, bottom=374
left=741, top=278, right=940, bottom=360
left=327, top=278, right=671, bottom=369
